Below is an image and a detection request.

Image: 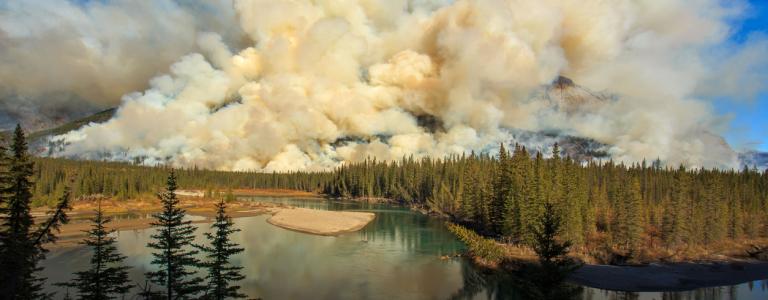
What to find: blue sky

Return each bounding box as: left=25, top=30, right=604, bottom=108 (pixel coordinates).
left=718, top=0, right=768, bottom=151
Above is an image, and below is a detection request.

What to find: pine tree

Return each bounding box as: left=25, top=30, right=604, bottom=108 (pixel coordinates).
left=702, top=177, right=727, bottom=244
left=0, top=125, right=46, bottom=299
left=197, top=199, right=246, bottom=299
left=531, top=202, right=573, bottom=267
left=460, top=163, right=478, bottom=220
left=662, top=166, right=690, bottom=247
left=729, top=195, right=744, bottom=239
left=146, top=170, right=204, bottom=299
left=522, top=200, right=581, bottom=300
left=66, top=200, right=133, bottom=299
left=615, top=178, right=644, bottom=252
left=492, top=143, right=512, bottom=236
left=0, top=133, right=10, bottom=207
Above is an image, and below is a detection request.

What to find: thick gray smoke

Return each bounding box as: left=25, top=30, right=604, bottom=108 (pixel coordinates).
left=44, top=0, right=767, bottom=171
left=0, top=0, right=245, bottom=130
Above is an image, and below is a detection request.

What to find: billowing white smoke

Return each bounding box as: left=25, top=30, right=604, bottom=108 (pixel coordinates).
left=0, top=0, right=243, bottom=129
left=53, top=0, right=765, bottom=171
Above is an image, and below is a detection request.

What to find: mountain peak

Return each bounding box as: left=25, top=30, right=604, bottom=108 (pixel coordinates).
left=553, top=76, right=575, bottom=89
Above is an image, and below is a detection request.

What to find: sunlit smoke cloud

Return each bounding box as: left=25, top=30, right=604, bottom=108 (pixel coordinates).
left=51, top=0, right=767, bottom=171
left=0, top=0, right=245, bottom=129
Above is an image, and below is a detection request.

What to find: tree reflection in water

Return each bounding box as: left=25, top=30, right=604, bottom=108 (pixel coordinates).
left=450, top=259, right=583, bottom=300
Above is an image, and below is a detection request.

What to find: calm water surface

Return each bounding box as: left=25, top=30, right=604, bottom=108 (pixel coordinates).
left=42, top=197, right=768, bottom=299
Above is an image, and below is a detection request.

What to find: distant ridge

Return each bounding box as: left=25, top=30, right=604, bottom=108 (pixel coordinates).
left=28, top=108, right=116, bottom=141
left=0, top=108, right=116, bottom=143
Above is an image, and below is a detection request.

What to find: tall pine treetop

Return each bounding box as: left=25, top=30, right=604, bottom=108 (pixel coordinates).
left=146, top=170, right=204, bottom=299
left=197, top=199, right=246, bottom=299
left=64, top=200, right=132, bottom=299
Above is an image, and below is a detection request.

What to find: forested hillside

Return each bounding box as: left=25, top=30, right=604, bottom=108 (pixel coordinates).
left=29, top=144, right=768, bottom=259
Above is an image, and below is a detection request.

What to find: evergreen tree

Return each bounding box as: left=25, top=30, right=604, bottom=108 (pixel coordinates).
left=702, top=177, right=727, bottom=244
left=492, top=143, right=512, bottom=236
left=729, top=195, right=744, bottom=239
left=531, top=202, right=573, bottom=267
left=146, top=170, right=204, bottom=299
left=613, top=178, right=644, bottom=252
left=197, top=199, right=246, bottom=299
left=0, top=134, right=10, bottom=207
left=66, top=200, right=133, bottom=299
left=662, top=166, right=691, bottom=247
left=0, top=125, right=46, bottom=299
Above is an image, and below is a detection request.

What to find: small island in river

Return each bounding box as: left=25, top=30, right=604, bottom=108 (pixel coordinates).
left=267, top=207, right=376, bottom=236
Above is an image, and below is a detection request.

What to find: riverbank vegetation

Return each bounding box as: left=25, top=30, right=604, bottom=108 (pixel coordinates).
left=324, top=144, right=768, bottom=263
left=18, top=133, right=768, bottom=263
left=448, top=201, right=583, bottom=300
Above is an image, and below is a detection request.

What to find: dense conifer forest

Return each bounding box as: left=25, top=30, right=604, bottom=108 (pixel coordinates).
left=24, top=143, right=768, bottom=258
left=323, top=144, right=768, bottom=258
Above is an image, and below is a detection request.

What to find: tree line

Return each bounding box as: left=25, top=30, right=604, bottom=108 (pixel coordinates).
left=323, top=143, right=768, bottom=259
left=22, top=131, right=768, bottom=259
left=30, top=157, right=328, bottom=206
left=1, top=125, right=248, bottom=299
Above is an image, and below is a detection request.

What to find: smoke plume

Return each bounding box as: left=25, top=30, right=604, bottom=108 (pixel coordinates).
left=0, top=0, right=245, bottom=129
left=49, top=0, right=767, bottom=171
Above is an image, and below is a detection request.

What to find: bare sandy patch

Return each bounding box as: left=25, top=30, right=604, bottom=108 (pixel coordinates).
left=267, top=208, right=375, bottom=236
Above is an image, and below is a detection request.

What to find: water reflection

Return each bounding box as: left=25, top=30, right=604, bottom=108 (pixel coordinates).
left=580, top=280, right=768, bottom=300
left=41, top=197, right=768, bottom=300
left=447, top=259, right=583, bottom=300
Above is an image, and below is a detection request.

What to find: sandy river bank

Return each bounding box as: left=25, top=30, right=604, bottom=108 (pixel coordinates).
left=266, top=207, right=376, bottom=236
left=42, top=193, right=374, bottom=247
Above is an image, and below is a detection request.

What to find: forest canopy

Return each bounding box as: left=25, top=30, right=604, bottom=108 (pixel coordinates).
left=29, top=143, right=768, bottom=257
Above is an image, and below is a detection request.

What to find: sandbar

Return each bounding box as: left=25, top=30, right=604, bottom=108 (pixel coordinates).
left=267, top=208, right=375, bottom=236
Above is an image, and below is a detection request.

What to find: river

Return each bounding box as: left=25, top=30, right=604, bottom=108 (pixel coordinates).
left=41, top=197, right=768, bottom=299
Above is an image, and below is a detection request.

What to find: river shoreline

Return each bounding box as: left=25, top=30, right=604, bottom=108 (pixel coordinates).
left=43, top=193, right=768, bottom=292
left=569, top=260, right=768, bottom=292
left=42, top=199, right=279, bottom=248
left=42, top=191, right=376, bottom=247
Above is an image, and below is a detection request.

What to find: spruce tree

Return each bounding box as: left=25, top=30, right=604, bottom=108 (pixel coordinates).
left=531, top=202, right=573, bottom=267
left=146, top=170, right=204, bottom=299
left=492, top=143, right=512, bottom=236
left=197, top=199, right=246, bottom=299
left=619, top=179, right=644, bottom=252
left=662, top=166, right=691, bottom=247
left=0, top=125, right=45, bottom=298
left=0, top=133, right=10, bottom=207
left=66, top=200, right=133, bottom=299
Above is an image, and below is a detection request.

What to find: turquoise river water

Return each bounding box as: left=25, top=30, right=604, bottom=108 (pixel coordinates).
left=41, top=197, right=768, bottom=299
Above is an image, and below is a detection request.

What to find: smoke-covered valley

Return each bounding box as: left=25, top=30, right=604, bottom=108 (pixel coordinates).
left=3, top=0, right=768, bottom=171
